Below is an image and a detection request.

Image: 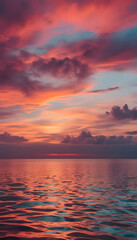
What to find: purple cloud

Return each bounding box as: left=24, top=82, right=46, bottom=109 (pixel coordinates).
left=0, top=132, right=28, bottom=143
left=107, top=104, right=137, bottom=120
left=126, top=131, right=137, bottom=135
left=62, top=131, right=132, bottom=145
left=32, top=57, right=91, bottom=81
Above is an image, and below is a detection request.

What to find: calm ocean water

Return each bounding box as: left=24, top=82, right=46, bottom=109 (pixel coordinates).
left=0, top=159, right=137, bottom=240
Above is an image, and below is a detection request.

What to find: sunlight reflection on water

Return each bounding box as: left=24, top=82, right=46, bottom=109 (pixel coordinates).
left=0, top=159, right=137, bottom=240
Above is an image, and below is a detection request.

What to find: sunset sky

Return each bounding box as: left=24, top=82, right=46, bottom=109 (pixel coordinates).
left=0, top=0, right=137, bottom=158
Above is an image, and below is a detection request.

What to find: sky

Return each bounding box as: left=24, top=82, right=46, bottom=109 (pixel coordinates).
left=0, top=0, right=137, bottom=158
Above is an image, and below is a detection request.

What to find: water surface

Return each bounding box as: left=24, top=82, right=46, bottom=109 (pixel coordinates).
left=0, top=159, right=137, bottom=240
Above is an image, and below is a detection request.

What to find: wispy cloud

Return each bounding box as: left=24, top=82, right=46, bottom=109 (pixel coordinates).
left=88, top=86, right=119, bottom=94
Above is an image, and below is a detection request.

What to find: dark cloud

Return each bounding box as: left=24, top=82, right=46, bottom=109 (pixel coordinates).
left=99, top=26, right=137, bottom=62
left=88, top=86, right=119, bottom=94
left=0, top=54, right=90, bottom=95
left=62, top=131, right=132, bottom=144
left=126, top=131, right=137, bottom=135
left=0, top=63, right=44, bottom=95
left=20, top=50, right=36, bottom=59
left=0, top=40, right=52, bottom=95
left=0, top=34, right=91, bottom=95
left=0, top=132, right=28, bottom=143
left=32, top=57, right=91, bottom=81
left=0, top=36, right=21, bottom=69
left=107, top=104, right=137, bottom=120
left=0, top=38, right=45, bottom=95
left=0, top=0, right=48, bottom=33
left=60, top=26, right=137, bottom=70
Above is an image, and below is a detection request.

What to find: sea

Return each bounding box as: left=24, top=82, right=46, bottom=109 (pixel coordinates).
left=0, top=159, right=137, bottom=240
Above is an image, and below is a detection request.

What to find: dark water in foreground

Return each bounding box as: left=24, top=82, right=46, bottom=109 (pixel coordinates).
left=0, top=159, right=137, bottom=240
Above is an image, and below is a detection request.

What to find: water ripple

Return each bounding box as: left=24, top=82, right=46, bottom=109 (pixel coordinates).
left=0, top=159, right=137, bottom=239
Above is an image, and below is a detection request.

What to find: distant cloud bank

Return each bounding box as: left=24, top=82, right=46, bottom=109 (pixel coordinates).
left=0, top=132, right=28, bottom=143
left=62, top=131, right=132, bottom=144
left=126, top=131, right=137, bottom=135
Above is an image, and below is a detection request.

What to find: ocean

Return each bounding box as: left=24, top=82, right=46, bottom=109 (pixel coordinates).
left=0, top=159, right=137, bottom=240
